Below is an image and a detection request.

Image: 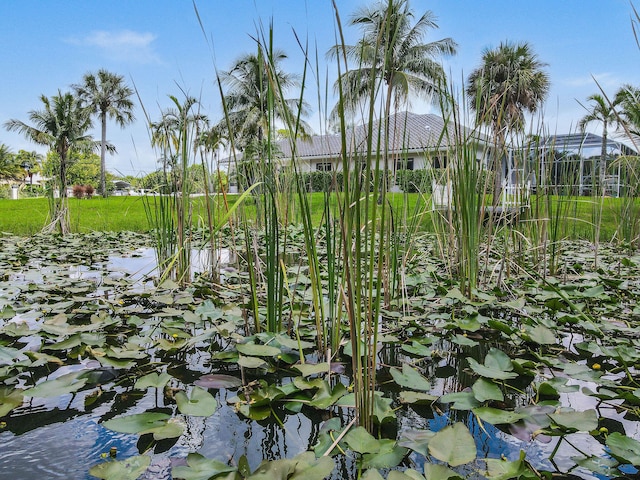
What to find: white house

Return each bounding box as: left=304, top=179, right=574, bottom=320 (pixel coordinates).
left=220, top=111, right=492, bottom=189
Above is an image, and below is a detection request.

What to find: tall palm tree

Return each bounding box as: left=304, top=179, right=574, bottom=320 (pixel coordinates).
left=216, top=46, right=308, bottom=152
left=74, top=69, right=135, bottom=197
left=467, top=41, right=550, bottom=198
left=5, top=91, right=98, bottom=233
left=329, top=0, right=457, bottom=119
left=578, top=93, right=622, bottom=192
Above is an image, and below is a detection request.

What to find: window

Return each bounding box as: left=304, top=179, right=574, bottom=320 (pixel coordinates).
left=316, top=162, right=332, bottom=172
left=395, top=157, right=414, bottom=171
left=433, top=154, right=447, bottom=169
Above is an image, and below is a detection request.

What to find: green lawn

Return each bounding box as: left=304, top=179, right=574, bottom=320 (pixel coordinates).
left=0, top=193, right=634, bottom=239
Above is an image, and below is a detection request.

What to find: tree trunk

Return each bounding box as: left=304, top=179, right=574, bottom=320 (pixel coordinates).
left=56, top=150, right=70, bottom=235
left=599, top=121, right=608, bottom=196
left=101, top=110, right=108, bottom=197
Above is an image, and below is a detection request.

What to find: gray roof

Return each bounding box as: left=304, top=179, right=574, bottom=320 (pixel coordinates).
left=220, top=111, right=485, bottom=164
left=281, top=111, right=483, bottom=160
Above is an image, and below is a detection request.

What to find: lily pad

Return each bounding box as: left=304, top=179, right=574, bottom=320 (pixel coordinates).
left=606, top=432, right=640, bottom=466
left=389, top=364, right=431, bottom=392
left=24, top=371, right=88, bottom=398
left=472, top=378, right=504, bottom=402
left=236, top=343, right=281, bottom=357
left=344, top=426, right=381, bottom=454
left=361, top=439, right=408, bottom=469
left=175, top=387, right=217, bottom=417
left=467, top=349, right=517, bottom=380
left=237, top=355, right=267, bottom=369
left=134, top=372, right=174, bottom=390
left=195, top=373, right=242, bottom=389
left=171, top=453, right=237, bottom=480
left=548, top=409, right=598, bottom=432
left=102, top=412, right=184, bottom=440
left=473, top=407, right=526, bottom=425
left=423, top=463, right=462, bottom=480
left=89, top=455, right=151, bottom=480
left=293, top=362, right=329, bottom=377
left=0, top=387, right=24, bottom=417
left=428, top=423, right=477, bottom=467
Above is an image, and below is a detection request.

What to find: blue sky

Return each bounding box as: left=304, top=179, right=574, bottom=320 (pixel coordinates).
left=1, top=0, right=639, bottom=175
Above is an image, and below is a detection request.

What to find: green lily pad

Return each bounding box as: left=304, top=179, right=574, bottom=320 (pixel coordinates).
left=134, top=372, right=173, bottom=390
left=293, top=362, right=329, bottom=377
left=522, top=324, right=557, bottom=345
left=606, top=432, right=640, bottom=465
left=402, top=341, right=432, bottom=357
left=288, top=451, right=335, bottom=479
left=247, top=451, right=333, bottom=480
left=467, top=349, right=517, bottom=380
left=344, top=426, right=381, bottom=454
left=171, top=453, right=237, bottom=480
left=548, top=409, right=598, bottom=432
left=373, top=394, right=396, bottom=424
left=439, top=391, right=481, bottom=410
left=89, top=455, right=151, bottom=480
left=24, top=371, right=88, bottom=398
left=237, top=355, right=267, bottom=369
left=472, top=378, right=504, bottom=402
left=473, top=407, right=526, bottom=425
left=485, top=451, right=530, bottom=479
left=398, top=391, right=438, bottom=404
left=389, top=364, right=431, bottom=392
left=423, top=463, right=462, bottom=480
left=175, top=386, right=217, bottom=417
left=0, top=346, right=26, bottom=365
left=0, top=387, right=24, bottom=417
left=361, top=439, right=407, bottom=469
left=428, top=423, right=477, bottom=467
left=195, top=374, right=242, bottom=389
left=398, top=429, right=436, bottom=457
left=308, top=381, right=347, bottom=409
left=452, top=334, right=479, bottom=347
left=102, top=412, right=184, bottom=440
left=236, top=343, right=281, bottom=357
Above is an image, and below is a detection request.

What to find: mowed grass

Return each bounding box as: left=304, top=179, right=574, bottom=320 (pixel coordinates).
left=0, top=193, right=633, bottom=238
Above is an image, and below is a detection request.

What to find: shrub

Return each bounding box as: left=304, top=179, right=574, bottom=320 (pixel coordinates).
left=72, top=185, right=85, bottom=199
left=84, top=185, right=95, bottom=198
left=395, top=170, right=430, bottom=193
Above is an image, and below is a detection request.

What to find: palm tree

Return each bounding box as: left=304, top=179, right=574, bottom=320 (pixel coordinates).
left=5, top=91, right=98, bottom=233
left=578, top=93, right=622, bottom=193
left=466, top=41, right=550, bottom=198
left=216, top=46, right=308, bottom=152
left=15, top=150, right=44, bottom=185
left=74, top=69, right=135, bottom=197
left=329, top=0, right=457, bottom=119
left=0, top=144, right=23, bottom=181
left=615, top=84, right=640, bottom=136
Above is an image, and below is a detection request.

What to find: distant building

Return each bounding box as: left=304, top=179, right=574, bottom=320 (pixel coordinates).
left=219, top=111, right=492, bottom=190
left=540, top=133, right=638, bottom=196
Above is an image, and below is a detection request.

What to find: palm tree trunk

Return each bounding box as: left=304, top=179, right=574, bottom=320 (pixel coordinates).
left=600, top=120, right=608, bottom=195
left=101, top=110, right=108, bottom=197
left=57, top=150, right=70, bottom=235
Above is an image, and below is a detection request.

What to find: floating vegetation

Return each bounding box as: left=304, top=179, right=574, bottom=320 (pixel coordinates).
left=0, top=232, right=639, bottom=478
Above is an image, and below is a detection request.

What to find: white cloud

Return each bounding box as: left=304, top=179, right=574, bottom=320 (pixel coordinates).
left=66, top=30, right=162, bottom=65
left=561, top=72, right=620, bottom=89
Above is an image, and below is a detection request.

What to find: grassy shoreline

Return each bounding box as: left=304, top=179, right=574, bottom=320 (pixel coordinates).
left=0, top=193, right=630, bottom=239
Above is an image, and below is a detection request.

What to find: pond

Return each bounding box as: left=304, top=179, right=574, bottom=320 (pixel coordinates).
left=1, top=231, right=640, bottom=479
